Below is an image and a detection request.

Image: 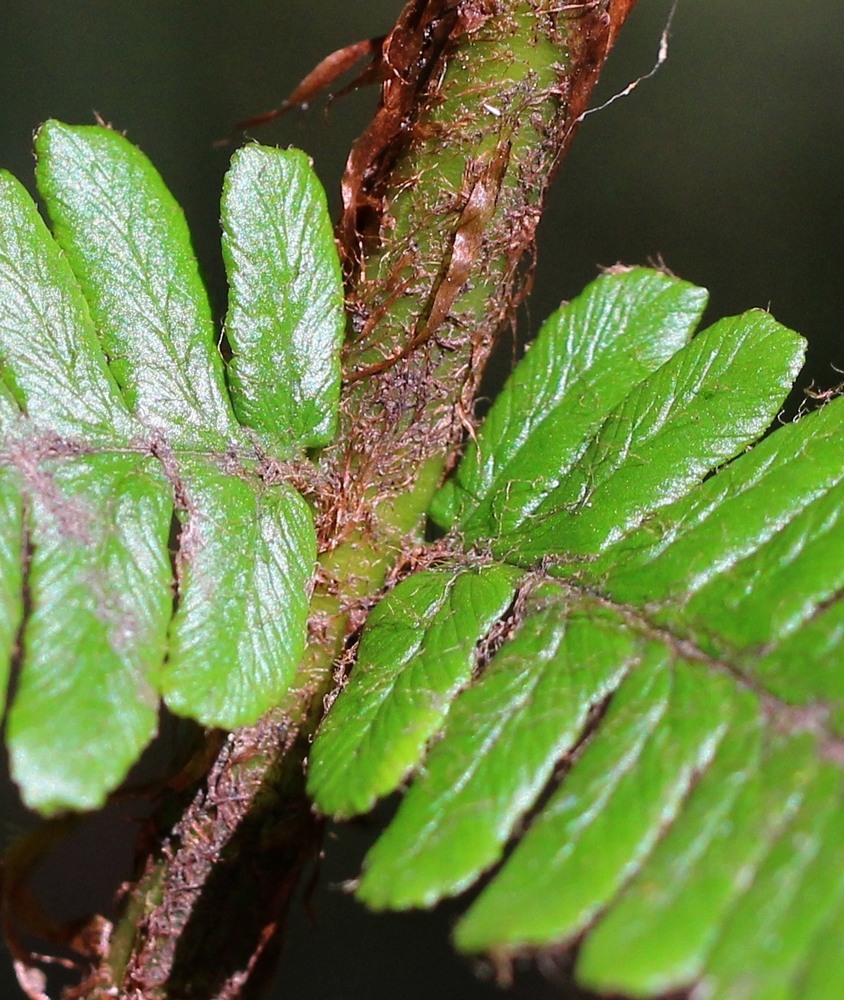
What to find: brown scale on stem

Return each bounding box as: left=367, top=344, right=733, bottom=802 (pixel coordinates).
left=346, top=139, right=512, bottom=382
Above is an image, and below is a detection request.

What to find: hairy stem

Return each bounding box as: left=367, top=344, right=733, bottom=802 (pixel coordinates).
left=75, top=2, right=638, bottom=997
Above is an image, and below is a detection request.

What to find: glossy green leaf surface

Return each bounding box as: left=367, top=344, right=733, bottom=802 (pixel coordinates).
left=35, top=121, right=239, bottom=449
left=575, top=709, right=770, bottom=994
left=0, top=169, right=134, bottom=445
left=696, top=765, right=844, bottom=1000
left=308, top=564, right=522, bottom=819
left=566, top=704, right=821, bottom=996
left=796, top=898, right=844, bottom=1000
left=455, top=646, right=738, bottom=950
left=222, top=145, right=345, bottom=450
left=357, top=584, right=634, bottom=909
left=498, top=309, right=804, bottom=563
left=0, top=382, right=26, bottom=714
left=161, top=456, right=316, bottom=729
left=572, top=394, right=844, bottom=729
left=432, top=269, right=707, bottom=538
left=0, top=467, right=23, bottom=713
left=0, top=123, right=337, bottom=811
left=7, top=454, right=173, bottom=813
left=317, top=269, right=844, bottom=999
left=442, top=587, right=844, bottom=1000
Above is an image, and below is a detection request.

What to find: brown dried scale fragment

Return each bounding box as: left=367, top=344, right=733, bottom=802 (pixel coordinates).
left=346, top=139, right=512, bottom=382
left=338, top=0, right=462, bottom=278
left=236, top=36, right=386, bottom=132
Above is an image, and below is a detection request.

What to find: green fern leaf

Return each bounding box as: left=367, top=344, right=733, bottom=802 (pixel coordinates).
left=353, top=582, right=634, bottom=908
left=0, top=122, right=343, bottom=813
left=498, top=307, right=805, bottom=562
left=222, top=145, right=345, bottom=449
left=308, top=563, right=522, bottom=819
left=310, top=268, right=844, bottom=999
left=431, top=268, right=709, bottom=540
left=35, top=121, right=239, bottom=448
left=7, top=453, right=173, bottom=812
left=0, top=387, right=24, bottom=702
left=158, top=454, right=316, bottom=728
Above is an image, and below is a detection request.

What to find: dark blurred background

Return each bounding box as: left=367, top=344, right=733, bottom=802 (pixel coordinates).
left=0, top=1, right=841, bottom=998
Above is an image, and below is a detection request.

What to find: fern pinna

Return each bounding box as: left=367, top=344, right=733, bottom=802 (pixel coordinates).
left=0, top=121, right=842, bottom=999
left=0, top=122, right=342, bottom=813
left=310, top=268, right=844, bottom=999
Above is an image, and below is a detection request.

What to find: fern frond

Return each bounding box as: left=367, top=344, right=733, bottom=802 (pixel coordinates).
left=0, top=122, right=343, bottom=812
left=310, top=268, right=844, bottom=999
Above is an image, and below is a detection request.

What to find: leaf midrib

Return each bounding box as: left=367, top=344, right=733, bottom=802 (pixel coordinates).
left=538, top=573, right=844, bottom=762
left=0, top=434, right=297, bottom=470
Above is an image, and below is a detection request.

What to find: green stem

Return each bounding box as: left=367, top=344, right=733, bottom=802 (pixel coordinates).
left=325, top=0, right=637, bottom=543
left=93, top=3, right=638, bottom=997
